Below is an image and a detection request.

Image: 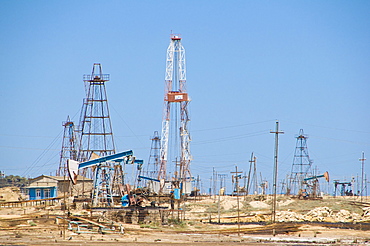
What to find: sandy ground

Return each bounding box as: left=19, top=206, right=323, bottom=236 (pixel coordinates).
left=0, top=219, right=369, bottom=246
left=1, top=188, right=370, bottom=245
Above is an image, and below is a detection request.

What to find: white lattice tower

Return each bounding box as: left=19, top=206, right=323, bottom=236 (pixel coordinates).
left=159, top=34, right=192, bottom=186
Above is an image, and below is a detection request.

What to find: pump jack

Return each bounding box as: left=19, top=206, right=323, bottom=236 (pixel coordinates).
left=67, top=150, right=142, bottom=207
left=299, top=171, right=329, bottom=199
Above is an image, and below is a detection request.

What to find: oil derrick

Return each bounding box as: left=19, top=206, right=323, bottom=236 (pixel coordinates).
left=136, top=131, right=161, bottom=190
left=76, top=64, right=122, bottom=203
left=147, top=131, right=161, bottom=180
left=57, top=116, right=78, bottom=176
left=246, top=153, right=258, bottom=195
left=159, top=34, right=192, bottom=193
left=287, top=129, right=313, bottom=195
left=77, top=63, right=116, bottom=163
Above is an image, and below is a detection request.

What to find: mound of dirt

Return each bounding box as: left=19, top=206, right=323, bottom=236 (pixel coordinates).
left=0, top=187, right=22, bottom=202
left=249, top=201, right=269, bottom=209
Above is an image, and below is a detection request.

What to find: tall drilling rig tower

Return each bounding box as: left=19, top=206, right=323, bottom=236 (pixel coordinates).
left=57, top=116, right=78, bottom=176
left=287, top=129, right=313, bottom=195
left=159, top=34, right=192, bottom=193
left=147, top=131, right=161, bottom=179
left=77, top=63, right=116, bottom=163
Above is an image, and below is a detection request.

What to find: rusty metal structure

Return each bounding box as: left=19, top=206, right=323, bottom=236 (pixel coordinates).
left=159, top=34, right=192, bottom=193
left=57, top=116, right=78, bottom=176
left=77, top=63, right=116, bottom=163
left=302, top=171, right=329, bottom=198
left=287, top=129, right=313, bottom=195
left=147, top=131, right=161, bottom=180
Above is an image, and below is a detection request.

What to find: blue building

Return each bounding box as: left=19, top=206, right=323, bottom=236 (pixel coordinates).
left=24, top=175, right=93, bottom=200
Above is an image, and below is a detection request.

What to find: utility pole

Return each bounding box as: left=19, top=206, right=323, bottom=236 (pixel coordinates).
left=270, top=121, right=284, bottom=223
left=217, top=174, right=227, bottom=223
left=231, top=165, right=242, bottom=236
left=365, top=174, right=368, bottom=201
left=195, top=175, right=200, bottom=200
left=231, top=166, right=242, bottom=195
left=217, top=174, right=221, bottom=224
left=360, top=152, right=366, bottom=202
left=213, top=167, right=217, bottom=201
left=246, top=153, right=253, bottom=196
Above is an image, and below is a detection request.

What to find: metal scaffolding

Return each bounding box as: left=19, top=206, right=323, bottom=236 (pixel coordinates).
left=77, top=63, right=116, bottom=164
left=146, top=131, right=161, bottom=180
left=159, top=34, right=192, bottom=193
left=57, top=116, right=78, bottom=176
left=287, top=129, right=313, bottom=195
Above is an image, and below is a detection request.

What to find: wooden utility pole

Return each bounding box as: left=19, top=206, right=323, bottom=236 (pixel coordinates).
left=247, top=155, right=258, bottom=196
left=231, top=165, right=242, bottom=236
left=360, top=152, right=366, bottom=202
left=270, top=121, right=284, bottom=223
left=217, top=174, right=227, bottom=223
left=213, top=167, right=217, bottom=201
left=246, top=153, right=254, bottom=197
left=231, top=166, right=242, bottom=195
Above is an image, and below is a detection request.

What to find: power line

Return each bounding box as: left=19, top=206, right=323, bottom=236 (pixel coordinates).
left=192, top=119, right=276, bottom=132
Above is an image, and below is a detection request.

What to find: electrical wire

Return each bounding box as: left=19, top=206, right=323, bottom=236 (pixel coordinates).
left=192, top=119, right=276, bottom=132
left=21, top=130, right=63, bottom=177
left=285, top=121, right=370, bottom=135
left=110, top=104, right=147, bottom=149
left=0, top=146, right=59, bottom=151
left=192, top=130, right=269, bottom=145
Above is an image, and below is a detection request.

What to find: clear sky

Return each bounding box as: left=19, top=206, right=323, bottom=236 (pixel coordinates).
left=1, top=1, right=369, bottom=194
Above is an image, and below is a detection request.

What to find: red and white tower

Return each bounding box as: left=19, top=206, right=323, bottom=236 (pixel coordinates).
left=159, top=34, right=192, bottom=191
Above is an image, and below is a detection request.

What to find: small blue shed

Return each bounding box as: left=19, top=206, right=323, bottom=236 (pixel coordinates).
left=25, top=175, right=62, bottom=200
left=24, top=175, right=93, bottom=200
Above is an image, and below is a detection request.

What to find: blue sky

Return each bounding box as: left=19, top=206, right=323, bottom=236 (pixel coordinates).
left=1, top=1, right=369, bottom=194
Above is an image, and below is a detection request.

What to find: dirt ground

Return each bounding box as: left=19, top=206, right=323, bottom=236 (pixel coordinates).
left=1, top=187, right=370, bottom=245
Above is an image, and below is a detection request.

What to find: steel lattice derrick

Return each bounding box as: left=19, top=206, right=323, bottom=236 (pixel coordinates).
left=77, top=63, right=116, bottom=164
left=287, top=129, right=313, bottom=195
left=159, top=34, right=192, bottom=190
left=57, top=116, right=78, bottom=176
left=146, top=131, right=161, bottom=181
left=180, top=100, right=191, bottom=181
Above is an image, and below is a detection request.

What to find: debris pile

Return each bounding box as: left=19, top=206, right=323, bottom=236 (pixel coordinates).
left=0, top=187, right=23, bottom=202
left=362, top=207, right=370, bottom=220
left=276, top=210, right=303, bottom=222
left=249, top=201, right=270, bottom=209
left=222, top=197, right=243, bottom=210
left=304, top=207, right=333, bottom=222
left=332, top=209, right=361, bottom=222
left=272, top=207, right=363, bottom=223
